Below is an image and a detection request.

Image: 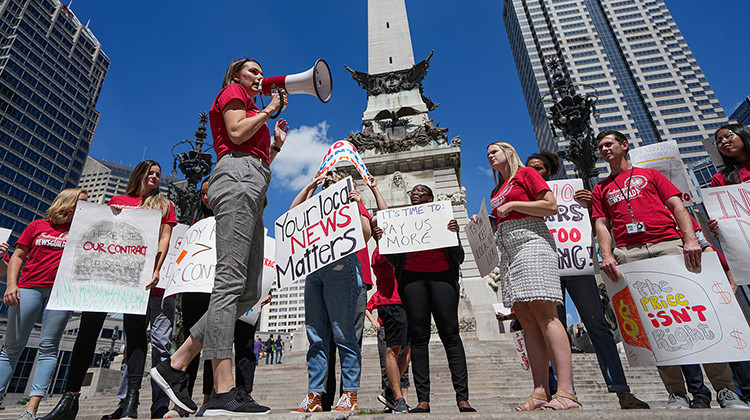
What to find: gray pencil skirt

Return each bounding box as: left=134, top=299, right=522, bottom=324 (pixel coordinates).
left=495, top=217, right=562, bottom=307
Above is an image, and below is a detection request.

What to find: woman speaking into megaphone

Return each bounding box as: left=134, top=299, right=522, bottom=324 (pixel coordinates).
left=150, top=58, right=287, bottom=415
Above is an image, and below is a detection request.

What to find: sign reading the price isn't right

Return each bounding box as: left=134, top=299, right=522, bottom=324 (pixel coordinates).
left=605, top=253, right=750, bottom=367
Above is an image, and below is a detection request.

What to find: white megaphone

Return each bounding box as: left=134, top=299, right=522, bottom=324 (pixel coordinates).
left=259, top=59, right=332, bottom=104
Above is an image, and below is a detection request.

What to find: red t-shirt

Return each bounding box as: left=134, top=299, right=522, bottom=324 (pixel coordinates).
left=15, top=219, right=70, bottom=288
left=209, top=83, right=271, bottom=164
left=490, top=167, right=551, bottom=223
left=371, top=247, right=401, bottom=305
left=404, top=249, right=450, bottom=273
left=592, top=167, right=682, bottom=246
left=356, top=202, right=373, bottom=287
left=710, top=161, right=750, bottom=187
left=108, top=195, right=177, bottom=295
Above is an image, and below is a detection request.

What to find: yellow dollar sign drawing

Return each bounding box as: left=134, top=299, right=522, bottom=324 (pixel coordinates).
left=618, top=299, right=639, bottom=339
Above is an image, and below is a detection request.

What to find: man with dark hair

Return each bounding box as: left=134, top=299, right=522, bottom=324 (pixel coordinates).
left=592, top=130, right=748, bottom=410
left=265, top=335, right=274, bottom=365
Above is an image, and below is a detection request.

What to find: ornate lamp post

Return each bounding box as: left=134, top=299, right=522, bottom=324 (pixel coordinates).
left=542, top=58, right=599, bottom=190
left=169, top=113, right=214, bottom=223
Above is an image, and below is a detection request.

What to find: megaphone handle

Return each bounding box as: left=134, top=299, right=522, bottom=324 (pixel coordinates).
left=270, top=87, right=284, bottom=119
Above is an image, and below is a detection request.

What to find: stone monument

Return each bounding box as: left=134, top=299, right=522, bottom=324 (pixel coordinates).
left=338, top=0, right=503, bottom=340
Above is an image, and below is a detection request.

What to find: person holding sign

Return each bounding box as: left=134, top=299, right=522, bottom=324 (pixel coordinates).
left=592, top=130, right=747, bottom=410
left=0, top=189, right=87, bottom=420
left=525, top=152, right=649, bottom=409
left=0, top=242, right=8, bottom=278
left=152, top=58, right=288, bottom=417
left=479, top=141, right=578, bottom=411
left=290, top=172, right=371, bottom=413
left=374, top=184, right=475, bottom=414
left=40, top=161, right=177, bottom=420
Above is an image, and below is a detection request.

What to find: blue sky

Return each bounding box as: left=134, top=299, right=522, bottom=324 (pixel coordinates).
left=70, top=0, right=749, bottom=325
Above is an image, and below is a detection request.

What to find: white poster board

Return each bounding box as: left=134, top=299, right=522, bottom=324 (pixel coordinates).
left=47, top=201, right=160, bottom=314
left=238, top=235, right=277, bottom=325
left=544, top=179, right=595, bottom=276
left=604, top=254, right=750, bottom=366
left=629, top=140, right=693, bottom=204
left=377, top=201, right=457, bottom=255
left=0, top=227, right=10, bottom=245
left=274, top=177, right=366, bottom=289
left=163, top=217, right=216, bottom=297
left=465, top=199, right=498, bottom=277
left=702, top=184, right=750, bottom=285
left=156, top=223, right=190, bottom=289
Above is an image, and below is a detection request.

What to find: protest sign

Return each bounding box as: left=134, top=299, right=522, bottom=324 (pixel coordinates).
left=0, top=227, right=10, bottom=245
left=702, top=184, right=750, bottom=286
left=239, top=235, right=277, bottom=325
left=318, top=141, right=370, bottom=184
left=512, top=331, right=531, bottom=372
left=377, top=201, right=458, bottom=255
left=629, top=140, right=693, bottom=204
left=605, top=253, right=750, bottom=366
left=274, top=177, right=366, bottom=289
left=156, top=223, right=189, bottom=289
left=47, top=201, right=160, bottom=314
left=163, top=217, right=216, bottom=297
left=465, top=199, right=498, bottom=277
left=544, top=179, right=595, bottom=276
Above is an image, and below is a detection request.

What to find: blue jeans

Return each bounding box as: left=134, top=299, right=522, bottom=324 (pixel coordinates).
left=560, top=275, right=630, bottom=393
left=304, top=254, right=362, bottom=392
left=276, top=349, right=282, bottom=363
left=0, top=287, right=72, bottom=397
left=266, top=351, right=274, bottom=364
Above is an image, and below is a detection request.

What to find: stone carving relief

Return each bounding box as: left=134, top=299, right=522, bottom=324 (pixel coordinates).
left=436, top=187, right=466, bottom=205
left=347, top=119, right=449, bottom=154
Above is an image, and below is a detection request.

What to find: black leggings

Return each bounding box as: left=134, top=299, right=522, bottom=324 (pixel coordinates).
left=182, top=292, right=257, bottom=397
left=67, top=311, right=148, bottom=392
left=399, top=269, right=468, bottom=404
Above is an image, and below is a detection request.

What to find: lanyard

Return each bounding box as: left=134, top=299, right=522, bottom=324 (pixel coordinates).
left=610, top=167, right=637, bottom=223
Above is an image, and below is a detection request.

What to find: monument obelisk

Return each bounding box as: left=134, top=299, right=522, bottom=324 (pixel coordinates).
left=340, top=0, right=503, bottom=340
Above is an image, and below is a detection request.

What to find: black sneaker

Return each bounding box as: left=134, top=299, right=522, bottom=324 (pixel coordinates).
left=690, top=395, right=711, bottom=409
left=393, top=397, right=408, bottom=413
left=203, top=387, right=271, bottom=416
left=377, top=389, right=396, bottom=410
left=36, top=392, right=79, bottom=420
left=101, top=405, right=124, bottom=420
left=195, top=404, right=208, bottom=417
left=150, top=358, right=197, bottom=413
left=120, top=389, right=139, bottom=420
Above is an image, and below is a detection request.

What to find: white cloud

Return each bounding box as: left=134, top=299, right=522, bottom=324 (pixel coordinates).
left=478, top=166, right=493, bottom=177
left=566, top=312, right=574, bottom=327
left=271, top=122, right=333, bottom=190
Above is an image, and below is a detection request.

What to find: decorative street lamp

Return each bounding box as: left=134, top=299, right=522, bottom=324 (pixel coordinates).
left=541, top=57, right=600, bottom=190
left=169, top=113, right=214, bottom=223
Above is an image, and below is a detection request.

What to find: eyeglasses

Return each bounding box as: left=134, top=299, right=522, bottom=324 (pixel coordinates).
left=409, top=188, right=430, bottom=196
left=714, top=131, right=736, bottom=146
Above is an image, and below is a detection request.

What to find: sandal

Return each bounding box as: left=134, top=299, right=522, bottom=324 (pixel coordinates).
left=515, top=393, right=548, bottom=411
left=541, top=391, right=582, bottom=410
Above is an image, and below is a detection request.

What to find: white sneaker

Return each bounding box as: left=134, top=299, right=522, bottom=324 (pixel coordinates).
left=665, top=392, right=690, bottom=409
left=717, top=388, right=750, bottom=409
left=17, top=409, right=36, bottom=420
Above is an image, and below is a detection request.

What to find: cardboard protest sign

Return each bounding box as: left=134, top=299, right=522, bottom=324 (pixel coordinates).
left=318, top=141, right=370, bottom=183
left=605, top=253, right=750, bottom=366
left=512, top=331, right=531, bottom=372
left=163, top=217, right=216, bottom=297
left=629, top=140, right=693, bottom=204
left=156, top=224, right=190, bottom=289
left=544, top=179, right=595, bottom=276
left=274, top=177, right=366, bottom=289
left=465, top=199, right=498, bottom=277
left=239, top=235, right=277, bottom=325
left=377, top=201, right=458, bottom=255
left=47, top=201, right=160, bottom=314
left=702, top=184, right=750, bottom=286
left=0, top=227, right=10, bottom=245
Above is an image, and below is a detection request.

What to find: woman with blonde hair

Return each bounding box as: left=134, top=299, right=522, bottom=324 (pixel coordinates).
left=0, top=188, right=88, bottom=420
left=40, top=160, right=176, bottom=420
left=475, top=141, right=579, bottom=410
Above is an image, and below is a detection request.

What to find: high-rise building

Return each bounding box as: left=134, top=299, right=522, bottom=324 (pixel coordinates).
left=77, top=157, right=181, bottom=205
left=259, top=283, right=307, bottom=334
left=0, top=0, right=109, bottom=242
left=502, top=0, right=727, bottom=178
left=730, top=96, right=750, bottom=125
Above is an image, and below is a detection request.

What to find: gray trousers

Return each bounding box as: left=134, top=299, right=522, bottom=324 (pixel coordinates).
left=191, top=152, right=271, bottom=359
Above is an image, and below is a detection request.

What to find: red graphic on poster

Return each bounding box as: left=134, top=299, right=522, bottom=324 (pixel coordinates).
left=613, top=287, right=652, bottom=351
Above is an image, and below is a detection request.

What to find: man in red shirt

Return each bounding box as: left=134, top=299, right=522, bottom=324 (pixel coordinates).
left=592, top=130, right=747, bottom=410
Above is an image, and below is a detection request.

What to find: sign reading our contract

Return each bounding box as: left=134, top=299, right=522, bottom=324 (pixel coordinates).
left=378, top=201, right=457, bottom=255
left=164, top=217, right=216, bottom=297
left=605, top=254, right=750, bottom=367
left=318, top=140, right=370, bottom=183
left=702, top=184, right=750, bottom=286
left=239, top=235, right=277, bottom=325
left=464, top=199, right=498, bottom=277
left=47, top=201, right=160, bottom=315
left=156, top=223, right=190, bottom=289
left=274, top=177, right=366, bottom=289
left=629, top=140, right=693, bottom=205
left=544, top=179, right=595, bottom=276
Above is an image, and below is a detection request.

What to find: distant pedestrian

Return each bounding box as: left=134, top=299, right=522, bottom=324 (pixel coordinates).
left=266, top=335, right=275, bottom=365
left=275, top=336, right=284, bottom=364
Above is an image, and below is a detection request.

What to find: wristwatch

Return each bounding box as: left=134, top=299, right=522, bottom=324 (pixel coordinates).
left=271, top=145, right=282, bottom=152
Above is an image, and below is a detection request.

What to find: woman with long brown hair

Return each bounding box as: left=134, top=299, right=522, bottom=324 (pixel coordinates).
left=40, top=161, right=176, bottom=420
left=0, top=189, right=87, bottom=420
